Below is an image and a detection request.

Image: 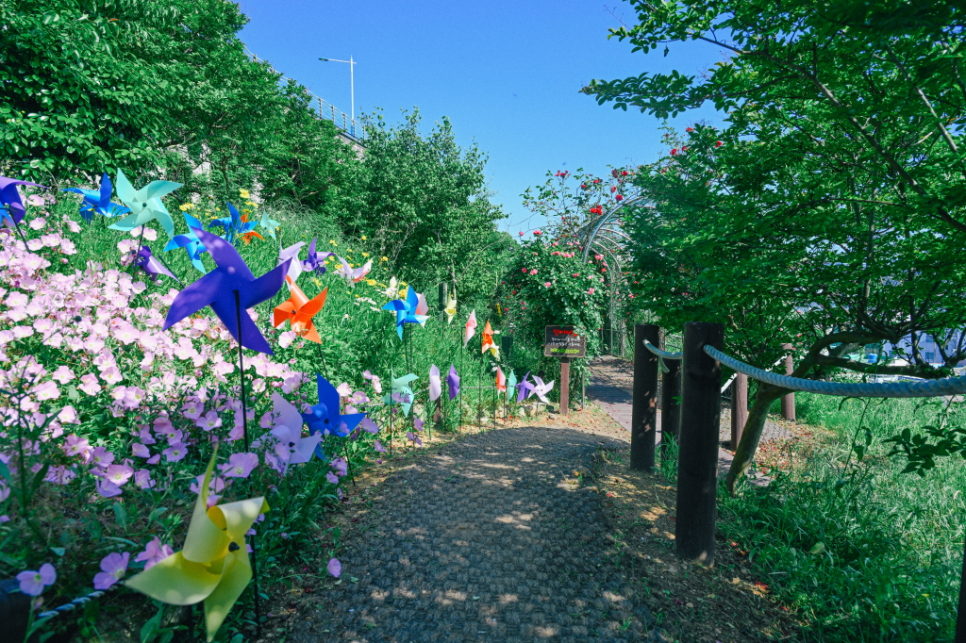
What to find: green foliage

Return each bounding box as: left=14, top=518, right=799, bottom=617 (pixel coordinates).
left=720, top=395, right=966, bottom=641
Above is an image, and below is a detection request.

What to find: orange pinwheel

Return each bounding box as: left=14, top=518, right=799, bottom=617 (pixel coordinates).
left=273, top=277, right=327, bottom=343
left=481, top=320, right=499, bottom=358
left=240, top=210, right=264, bottom=245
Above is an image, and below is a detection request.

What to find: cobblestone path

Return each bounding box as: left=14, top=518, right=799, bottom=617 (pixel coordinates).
left=290, top=427, right=669, bottom=643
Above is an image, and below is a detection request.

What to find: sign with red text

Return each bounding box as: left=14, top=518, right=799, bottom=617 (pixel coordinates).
left=544, top=325, right=586, bottom=358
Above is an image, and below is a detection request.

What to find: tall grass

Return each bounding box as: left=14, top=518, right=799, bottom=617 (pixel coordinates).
left=719, top=394, right=966, bottom=641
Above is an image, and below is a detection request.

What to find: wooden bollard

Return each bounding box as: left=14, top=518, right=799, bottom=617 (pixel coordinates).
left=676, top=322, right=723, bottom=565
left=660, top=355, right=681, bottom=457
left=731, top=373, right=748, bottom=449
left=631, top=324, right=660, bottom=472
left=781, top=343, right=795, bottom=421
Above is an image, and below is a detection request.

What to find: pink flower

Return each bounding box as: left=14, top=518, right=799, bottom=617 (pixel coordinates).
left=336, top=382, right=352, bottom=398
left=589, top=288, right=595, bottom=295
left=135, top=537, right=175, bottom=571
left=196, top=411, right=222, bottom=432
left=220, top=453, right=258, bottom=479
left=518, top=231, right=524, bottom=236
left=278, top=331, right=297, bottom=349
left=17, top=563, right=56, bottom=596
left=93, top=552, right=129, bottom=590
left=33, top=380, right=60, bottom=401
left=533, top=230, right=542, bottom=236
left=51, top=365, right=75, bottom=384
left=104, top=464, right=133, bottom=486
left=78, top=373, right=101, bottom=396
left=521, top=267, right=527, bottom=273
left=327, top=558, right=341, bottom=578
left=529, top=269, right=537, bottom=276
left=544, top=282, right=551, bottom=288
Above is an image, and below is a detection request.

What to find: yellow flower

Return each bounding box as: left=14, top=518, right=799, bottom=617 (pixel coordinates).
left=361, top=235, right=367, bottom=241
left=380, top=256, right=388, bottom=262
left=239, top=189, right=250, bottom=199
left=362, top=252, right=370, bottom=258
left=400, top=281, right=407, bottom=287
left=367, top=279, right=376, bottom=286
left=329, top=240, right=337, bottom=246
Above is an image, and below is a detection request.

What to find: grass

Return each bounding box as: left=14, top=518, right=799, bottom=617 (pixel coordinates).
left=719, top=393, right=966, bottom=642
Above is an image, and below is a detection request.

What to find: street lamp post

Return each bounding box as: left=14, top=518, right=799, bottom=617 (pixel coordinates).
left=319, top=55, right=356, bottom=137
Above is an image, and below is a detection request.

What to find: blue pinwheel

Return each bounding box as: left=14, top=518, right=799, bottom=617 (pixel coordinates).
left=209, top=203, right=257, bottom=244
left=164, top=213, right=209, bottom=274
left=62, top=172, right=130, bottom=223
left=302, top=373, right=366, bottom=459
left=162, top=227, right=289, bottom=355
left=259, top=210, right=280, bottom=240
left=301, top=237, right=333, bottom=276
left=382, top=285, right=429, bottom=340
left=0, top=176, right=47, bottom=228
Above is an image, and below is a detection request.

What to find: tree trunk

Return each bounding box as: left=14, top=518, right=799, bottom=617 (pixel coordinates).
left=725, top=382, right=786, bottom=495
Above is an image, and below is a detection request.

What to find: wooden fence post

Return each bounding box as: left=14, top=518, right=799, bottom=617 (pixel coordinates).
left=731, top=373, right=748, bottom=449
left=660, top=355, right=681, bottom=458
left=560, top=358, right=571, bottom=416
left=676, top=321, right=724, bottom=565
left=631, top=324, right=660, bottom=471
left=781, top=343, right=795, bottom=421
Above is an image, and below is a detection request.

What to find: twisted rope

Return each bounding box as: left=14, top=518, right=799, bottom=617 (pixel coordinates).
left=703, top=345, right=966, bottom=398
left=642, top=340, right=683, bottom=360
left=36, top=586, right=117, bottom=620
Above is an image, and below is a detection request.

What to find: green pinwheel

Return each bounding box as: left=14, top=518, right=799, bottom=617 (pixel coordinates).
left=259, top=210, right=280, bottom=240
left=382, top=373, right=419, bottom=417
left=109, top=169, right=182, bottom=239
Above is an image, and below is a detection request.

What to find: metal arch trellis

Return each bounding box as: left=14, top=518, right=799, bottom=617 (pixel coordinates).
left=576, top=194, right=652, bottom=356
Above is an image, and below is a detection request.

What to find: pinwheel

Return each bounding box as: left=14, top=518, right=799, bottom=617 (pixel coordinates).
left=163, top=228, right=290, bottom=355
left=415, top=292, right=429, bottom=316
left=165, top=213, right=209, bottom=274
left=464, top=310, right=477, bottom=347
left=531, top=375, right=554, bottom=404
left=335, top=255, right=372, bottom=287
left=481, top=320, right=499, bottom=358
left=382, top=286, right=429, bottom=340
left=273, top=277, right=327, bottom=343
left=253, top=393, right=322, bottom=471
left=447, top=365, right=460, bottom=401
left=382, top=373, right=418, bottom=417
left=444, top=294, right=457, bottom=324
left=302, top=238, right=333, bottom=276
left=429, top=365, right=442, bottom=402
left=507, top=370, right=518, bottom=398
left=0, top=176, right=47, bottom=228
left=239, top=209, right=264, bottom=245
left=209, top=203, right=257, bottom=244
left=62, top=172, right=130, bottom=223
left=259, top=210, right=281, bottom=240
left=302, top=374, right=366, bottom=458
left=124, top=447, right=269, bottom=642
left=134, top=245, right=180, bottom=283
left=279, top=242, right=305, bottom=284
left=109, top=169, right=182, bottom=239
left=496, top=367, right=506, bottom=393
left=516, top=371, right=536, bottom=403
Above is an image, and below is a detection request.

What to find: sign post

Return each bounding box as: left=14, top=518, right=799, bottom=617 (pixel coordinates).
left=544, top=326, right=587, bottom=416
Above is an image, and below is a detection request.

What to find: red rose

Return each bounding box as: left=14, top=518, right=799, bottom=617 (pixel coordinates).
left=621, top=170, right=628, bottom=176
left=615, top=195, right=623, bottom=201
left=715, top=141, right=722, bottom=147
left=686, top=127, right=693, bottom=132
left=670, top=149, right=677, bottom=156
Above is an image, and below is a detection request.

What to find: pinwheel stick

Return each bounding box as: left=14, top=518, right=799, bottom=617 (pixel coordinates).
left=233, top=290, right=262, bottom=637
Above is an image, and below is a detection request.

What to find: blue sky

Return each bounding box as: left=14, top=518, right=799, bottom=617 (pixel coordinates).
left=237, top=0, right=728, bottom=237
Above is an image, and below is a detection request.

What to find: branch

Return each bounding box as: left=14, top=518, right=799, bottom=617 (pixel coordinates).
left=813, top=354, right=949, bottom=379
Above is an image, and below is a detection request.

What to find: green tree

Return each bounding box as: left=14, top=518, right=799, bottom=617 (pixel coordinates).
left=582, top=0, right=966, bottom=493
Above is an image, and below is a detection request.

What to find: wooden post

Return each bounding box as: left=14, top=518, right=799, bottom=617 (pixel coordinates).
left=676, top=322, right=723, bottom=565
left=781, top=343, right=795, bottom=421
left=731, top=373, right=748, bottom=449
left=559, top=358, right=570, bottom=416
left=660, top=356, right=681, bottom=458
left=631, top=324, right=660, bottom=471
left=581, top=367, right=586, bottom=411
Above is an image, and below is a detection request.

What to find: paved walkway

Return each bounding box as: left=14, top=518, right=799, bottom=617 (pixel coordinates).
left=585, top=356, right=786, bottom=486
left=289, top=427, right=670, bottom=643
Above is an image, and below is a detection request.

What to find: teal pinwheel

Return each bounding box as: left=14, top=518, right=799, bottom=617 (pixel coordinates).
left=165, top=213, right=209, bottom=274
left=382, top=373, right=419, bottom=417
left=259, top=210, right=280, bottom=240
left=109, top=169, right=181, bottom=239
left=62, top=172, right=130, bottom=223
left=382, top=285, right=429, bottom=340
left=209, top=203, right=257, bottom=244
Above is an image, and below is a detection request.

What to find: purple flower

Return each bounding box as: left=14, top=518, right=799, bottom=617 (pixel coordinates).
left=163, top=443, right=188, bottom=463
left=220, top=453, right=258, bottom=479
left=327, top=558, right=341, bottom=578
left=413, top=417, right=424, bottom=432
left=132, top=443, right=151, bottom=458
left=134, top=538, right=174, bottom=571
left=374, top=440, right=386, bottom=453
left=96, top=479, right=122, bottom=498
left=407, top=432, right=423, bottom=446
left=326, top=471, right=339, bottom=485
left=331, top=457, right=348, bottom=477
left=359, top=417, right=379, bottom=434
left=90, top=446, right=115, bottom=467
left=134, top=469, right=155, bottom=490
left=93, top=552, right=129, bottom=590
left=104, top=464, right=133, bottom=486
left=17, top=563, right=56, bottom=596
left=196, top=410, right=222, bottom=432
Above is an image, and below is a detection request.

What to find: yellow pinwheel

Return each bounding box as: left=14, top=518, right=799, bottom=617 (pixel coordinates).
left=125, top=448, right=269, bottom=641
left=444, top=293, right=457, bottom=324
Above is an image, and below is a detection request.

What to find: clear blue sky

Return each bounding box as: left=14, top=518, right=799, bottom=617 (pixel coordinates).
left=237, top=0, right=728, bottom=238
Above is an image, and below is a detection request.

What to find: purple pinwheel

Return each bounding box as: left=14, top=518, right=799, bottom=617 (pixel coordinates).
left=302, top=373, right=366, bottom=459
left=447, top=365, right=460, bottom=401
left=531, top=375, right=554, bottom=404
left=62, top=172, right=130, bottom=223
left=134, top=245, right=180, bottom=284
left=302, top=237, right=333, bottom=276
left=279, top=241, right=305, bottom=283
left=162, top=227, right=290, bottom=355
left=334, top=255, right=372, bottom=288
left=382, top=285, right=429, bottom=340
left=0, top=176, right=47, bottom=227
left=516, top=371, right=536, bottom=403
left=253, top=393, right=321, bottom=471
